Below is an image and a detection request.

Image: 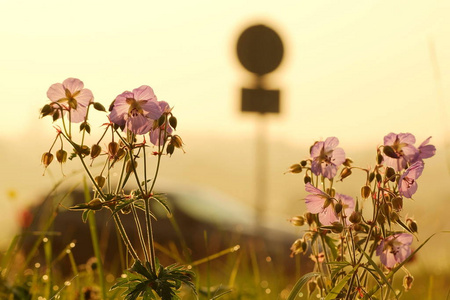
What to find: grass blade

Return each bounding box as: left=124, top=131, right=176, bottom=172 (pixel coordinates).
left=287, top=272, right=321, bottom=300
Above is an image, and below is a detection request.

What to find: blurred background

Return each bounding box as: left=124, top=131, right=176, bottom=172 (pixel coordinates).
left=1, top=0, right=450, bottom=290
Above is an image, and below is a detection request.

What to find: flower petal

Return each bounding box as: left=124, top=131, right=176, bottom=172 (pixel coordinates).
left=127, top=114, right=152, bottom=135
left=62, top=78, right=84, bottom=94
left=133, top=85, right=157, bottom=101
left=47, top=83, right=66, bottom=102
left=324, top=137, right=339, bottom=152
left=75, top=88, right=94, bottom=106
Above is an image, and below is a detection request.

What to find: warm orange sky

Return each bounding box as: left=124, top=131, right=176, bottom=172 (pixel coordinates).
left=1, top=1, right=450, bottom=264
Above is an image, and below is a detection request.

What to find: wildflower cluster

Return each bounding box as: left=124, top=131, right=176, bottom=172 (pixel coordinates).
left=287, top=134, right=435, bottom=299
left=40, top=78, right=192, bottom=299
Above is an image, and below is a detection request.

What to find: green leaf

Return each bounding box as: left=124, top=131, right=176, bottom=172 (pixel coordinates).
left=287, top=272, right=321, bottom=300
left=324, top=264, right=359, bottom=300
left=82, top=210, right=90, bottom=223
left=130, top=260, right=154, bottom=280
left=151, top=194, right=172, bottom=216
left=361, top=251, right=398, bottom=299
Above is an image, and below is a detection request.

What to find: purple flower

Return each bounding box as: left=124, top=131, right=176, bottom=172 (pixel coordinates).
left=149, top=101, right=173, bottom=146
left=46, top=78, right=93, bottom=123
left=109, top=85, right=162, bottom=135
left=383, top=133, right=418, bottom=171
left=304, top=183, right=354, bottom=225
left=310, top=137, right=346, bottom=179
left=376, top=233, right=413, bottom=269
left=399, top=161, right=424, bottom=198
left=412, top=136, right=436, bottom=164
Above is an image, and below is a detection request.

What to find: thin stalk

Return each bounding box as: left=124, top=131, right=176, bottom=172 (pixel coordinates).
left=131, top=203, right=150, bottom=262
left=113, top=214, right=139, bottom=261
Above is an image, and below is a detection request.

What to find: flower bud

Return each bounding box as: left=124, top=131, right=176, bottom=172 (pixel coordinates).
left=116, top=148, right=126, bottom=160
left=88, top=198, right=103, bottom=211
left=286, top=164, right=302, bottom=174
left=385, top=167, right=396, bottom=182
left=383, top=145, right=399, bottom=159
left=108, top=142, right=119, bottom=157
left=361, top=185, right=371, bottom=199
left=390, top=211, right=400, bottom=223
left=331, top=222, right=343, bottom=233
left=126, top=160, right=137, bottom=174
left=304, top=175, right=311, bottom=184
left=90, top=144, right=102, bottom=159
left=382, top=202, right=392, bottom=217
left=166, top=143, right=175, bottom=156
left=339, top=167, right=352, bottom=181
left=289, top=216, right=305, bottom=226
left=52, top=110, right=60, bottom=122
left=171, top=135, right=184, bottom=148
left=376, top=173, right=382, bottom=183
left=403, top=275, right=414, bottom=291
left=169, top=115, right=177, bottom=129
left=56, top=149, right=67, bottom=164
left=377, top=152, right=383, bottom=164
left=343, top=157, right=353, bottom=167
left=41, top=152, right=54, bottom=167
left=157, top=115, right=166, bottom=127
left=377, top=213, right=386, bottom=225
left=334, top=201, right=343, bottom=214
left=300, top=160, right=307, bottom=167
left=95, top=176, right=106, bottom=188
left=349, top=211, right=362, bottom=224
left=406, top=218, right=418, bottom=233
left=305, top=212, right=315, bottom=226
left=40, top=104, right=53, bottom=117
left=307, top=280, right=317, bottom=296
left=290, top=239, right=304, bottom=257
left=392, top=197, right=403, bottom=211
left=369, top=172, right=375, bottom=183
left=80, top=121, right=91, bottom=134
left=93, top=102, right=106, bottom=112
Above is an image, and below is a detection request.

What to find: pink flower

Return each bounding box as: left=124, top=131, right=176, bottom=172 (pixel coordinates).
left=149, top=101, right=173, bottom=146
left=382, top=133, right=418, bottom=171
left=304, top=183, right=354, bottom=225
left=109, top=85, right=162, bottom=135
left=399, top=161, right=424, bottom=198
left=310, top=137, right=346, bottom=179
left=46, top=78, right=93, bottom=123
left=376, top=233, right=413, bottom=268
left=412, top=136, right=436, bottom=164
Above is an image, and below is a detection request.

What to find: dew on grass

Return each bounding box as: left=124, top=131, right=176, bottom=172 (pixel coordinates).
left=298, top=292, right=304, bottom=297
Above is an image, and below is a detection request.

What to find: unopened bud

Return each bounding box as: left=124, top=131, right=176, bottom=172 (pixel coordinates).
left=390, top=211, right=400, bottom=223
left=403, top=275, right=414, bottom=291
left=80, top=121, right=91, bottom=134
left=376, top=173, right=382, bottom=183
left=307, top=280, right=317, bottom=296
left=361, top=185, right=371, bottom=199
left=304, top=175, right=311, bottom=184
left=56, top=149, right=67, bottom=164
left=126, top=160, right=137, bottom=174
left=157, top=115, right=166, bottom=127
left=166, top=143, right=175, bottom=156
left=392, top=197, right=403, bottom=211
left=41, top=152, right=54, bottom=167
left=377, top=153, right=384, bottom=164
left=95, top=176, right=106, bottom=188
left=40, top=104, right=53, bottom=117
left=334, top=202, right=343, bottom=214
left=369, top=172, right=375, bottom=183
left=406, top=218, right=418, bottom=233
left=377, top=213, right=386, bottom=225
left=93, top=102, right=106, bottom=112
left=305, top=212, right=315, bottom=226
left=88, top=198, right=103, bottom=211
left=331, top=222, right=343, bottom=233
left=349, top=211, right=362, bottom=224
left=385, top=167, right=396, bottom=182
left=343, top=157, right=353, bottom=167
left=290, top=239, right=304, bottom=257
left=169, top=115, right=177, bottom=129
left=91, top=144, right=102, bottom=159
left=300, top=160, right=307, bottom=167
left=339, top=167, right=352, bottom=181
left=108, top=142, right=119, bottom=158
left=289, top=216, right=305, bottom=226
left=171, top=135, right=184, bottom=148
left=382, top=202, right=392, bottom=217
left=286, top=164, right=302, bottom=174
left=116, top=148, right=126, bottom=160
left=383, top=145, right=399, bottom=159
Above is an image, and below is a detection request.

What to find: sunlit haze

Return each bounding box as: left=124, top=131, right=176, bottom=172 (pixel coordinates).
left=1, top=1, right=450, bottom=269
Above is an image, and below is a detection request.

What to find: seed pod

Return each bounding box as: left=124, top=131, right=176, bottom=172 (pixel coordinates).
left=80, top=145, right=90, bottom=156
left=95, top=176, right=106, bottom=188
left=169, top=115, right=177, bottom=129
left=331, top=222, right=343, bottom=233
left=171, top=135, right=184, bottom=148
left=343, top=157, right=353, bottom=167
left=361, top=185, right=371, bottom=199
left=56, top=149, right=67, bottom=164
left=91, top=144, right=102, bottom=159
left=406, top=218, right=418, bottom=233
left=41, top=152, right=54, bottom=167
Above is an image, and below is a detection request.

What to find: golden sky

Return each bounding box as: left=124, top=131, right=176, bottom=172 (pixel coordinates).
left=1, top=1, right=450, bottom=262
